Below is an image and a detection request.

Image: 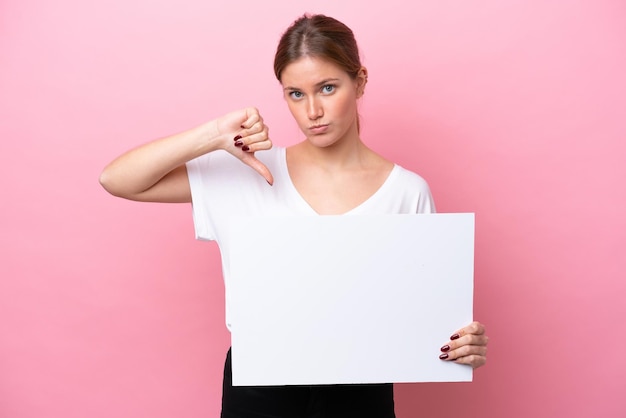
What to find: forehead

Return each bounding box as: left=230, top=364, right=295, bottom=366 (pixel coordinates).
left=280, top=56, right=350, bottom=87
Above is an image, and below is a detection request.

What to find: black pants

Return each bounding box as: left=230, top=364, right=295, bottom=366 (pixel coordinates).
left=221, top=348, right=396, bottom=418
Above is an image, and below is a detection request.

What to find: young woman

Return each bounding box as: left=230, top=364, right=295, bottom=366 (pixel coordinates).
left=100, top=13, right=488, bottom=418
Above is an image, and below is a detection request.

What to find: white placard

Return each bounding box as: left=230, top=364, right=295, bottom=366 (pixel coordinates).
left=228, top=213, right=474, bottom=386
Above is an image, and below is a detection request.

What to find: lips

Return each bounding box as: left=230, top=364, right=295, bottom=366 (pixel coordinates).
left=308, top=124, right=329, bottom=134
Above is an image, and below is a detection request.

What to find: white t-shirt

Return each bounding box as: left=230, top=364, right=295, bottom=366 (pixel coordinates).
left=186, top=147, right=436, bottom=329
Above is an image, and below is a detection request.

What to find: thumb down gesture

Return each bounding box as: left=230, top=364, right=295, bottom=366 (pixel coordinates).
left=216, top=107, right=274, bottom=185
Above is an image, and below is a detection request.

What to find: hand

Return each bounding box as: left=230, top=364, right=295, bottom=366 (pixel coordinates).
left=215, top=107, right=274, bottom=185
left=439, top=321, right=488, bottom=369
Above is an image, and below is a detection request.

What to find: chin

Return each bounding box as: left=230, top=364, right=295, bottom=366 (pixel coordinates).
left=306, top=134, right=341, bottom=148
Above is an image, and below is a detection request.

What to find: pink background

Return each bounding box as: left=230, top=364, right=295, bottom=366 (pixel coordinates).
left=1, top=1, right=625, bottom=417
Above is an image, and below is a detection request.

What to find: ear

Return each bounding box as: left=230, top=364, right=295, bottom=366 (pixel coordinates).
left=356, top=66, right=368, bottom=98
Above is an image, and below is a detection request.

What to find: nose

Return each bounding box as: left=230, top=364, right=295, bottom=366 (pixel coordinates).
left=307, top=97, right=323, bottom=120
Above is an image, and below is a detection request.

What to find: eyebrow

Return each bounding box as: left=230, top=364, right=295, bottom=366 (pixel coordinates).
left=283, top=78, right=341, bottom=91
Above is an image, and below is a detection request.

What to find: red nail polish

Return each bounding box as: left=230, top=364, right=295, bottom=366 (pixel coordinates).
left=450, top=333, right=460, bottom=340
left=440, top=345, right=450, bottom=352
left=439, top=353, right=449, bottom=360
left=234, top=140, right=243, bottom=147
left=234, top=135, right=242, bottom=141
left=242, top=145, right=250, bottom=151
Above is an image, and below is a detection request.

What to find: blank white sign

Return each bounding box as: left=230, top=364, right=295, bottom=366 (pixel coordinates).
left=228, top=213, right=474, bottom=386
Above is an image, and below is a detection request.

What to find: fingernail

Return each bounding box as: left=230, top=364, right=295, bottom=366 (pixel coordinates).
left=450, top=333, right=460, bottom=340
left=242, top=145, right=250, bottom=151
left=234, top=140, right=243, bottom=147
left=439, top=353, right=449, bottom=360
left=234, top=135, right=242, bottom=141
left=440, top=345, right=450, bottom=352
left=266, top=180, right=272, bottom=186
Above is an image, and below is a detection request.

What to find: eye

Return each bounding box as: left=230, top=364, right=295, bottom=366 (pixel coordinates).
left=322, top=84, right=335, bottom=94
left=289, top=90, right=303, bottom=99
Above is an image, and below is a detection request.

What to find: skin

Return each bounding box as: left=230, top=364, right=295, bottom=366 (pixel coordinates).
left=99, top=55, right=489, bottom=369
left=442, top=321, right=488, bottom=367
left=280, top=56, right=394, bottom=215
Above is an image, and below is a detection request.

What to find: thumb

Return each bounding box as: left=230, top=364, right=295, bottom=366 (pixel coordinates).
left=241, top=153, right=274, bottom=186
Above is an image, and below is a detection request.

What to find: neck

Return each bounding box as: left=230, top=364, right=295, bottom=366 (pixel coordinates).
left=298, top=125, right=370, bottom=170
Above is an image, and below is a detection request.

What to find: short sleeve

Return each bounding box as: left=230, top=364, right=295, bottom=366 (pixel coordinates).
left=185, top=149, right=278, bottom=242
left=186, top=153, right=217, bottom=241
left=417, top=182, right=436, bottom=214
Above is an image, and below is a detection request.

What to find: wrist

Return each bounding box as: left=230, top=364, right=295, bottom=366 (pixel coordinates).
left=194, top=119, right=227, bottom=153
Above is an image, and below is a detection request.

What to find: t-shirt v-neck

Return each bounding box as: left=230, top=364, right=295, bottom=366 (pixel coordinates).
left=276, top=147, right=400, bottom=216
left=186, top=146, right=435, bottom=331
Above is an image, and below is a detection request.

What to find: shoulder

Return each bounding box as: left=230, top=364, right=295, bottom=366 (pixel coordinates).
left=385, top=164, right=436, bottom=213
left=393, top=164, right=431, bottom=190
left=255, top=146, right=285, bottom=168
left=188, top=146, right=284, bottom=176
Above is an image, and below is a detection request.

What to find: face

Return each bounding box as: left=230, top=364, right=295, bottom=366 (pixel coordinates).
left=280, top=56, right=367, bottom=148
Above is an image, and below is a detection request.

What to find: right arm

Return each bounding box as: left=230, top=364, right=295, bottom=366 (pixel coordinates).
left=99, top=107, right=273, bottom=203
